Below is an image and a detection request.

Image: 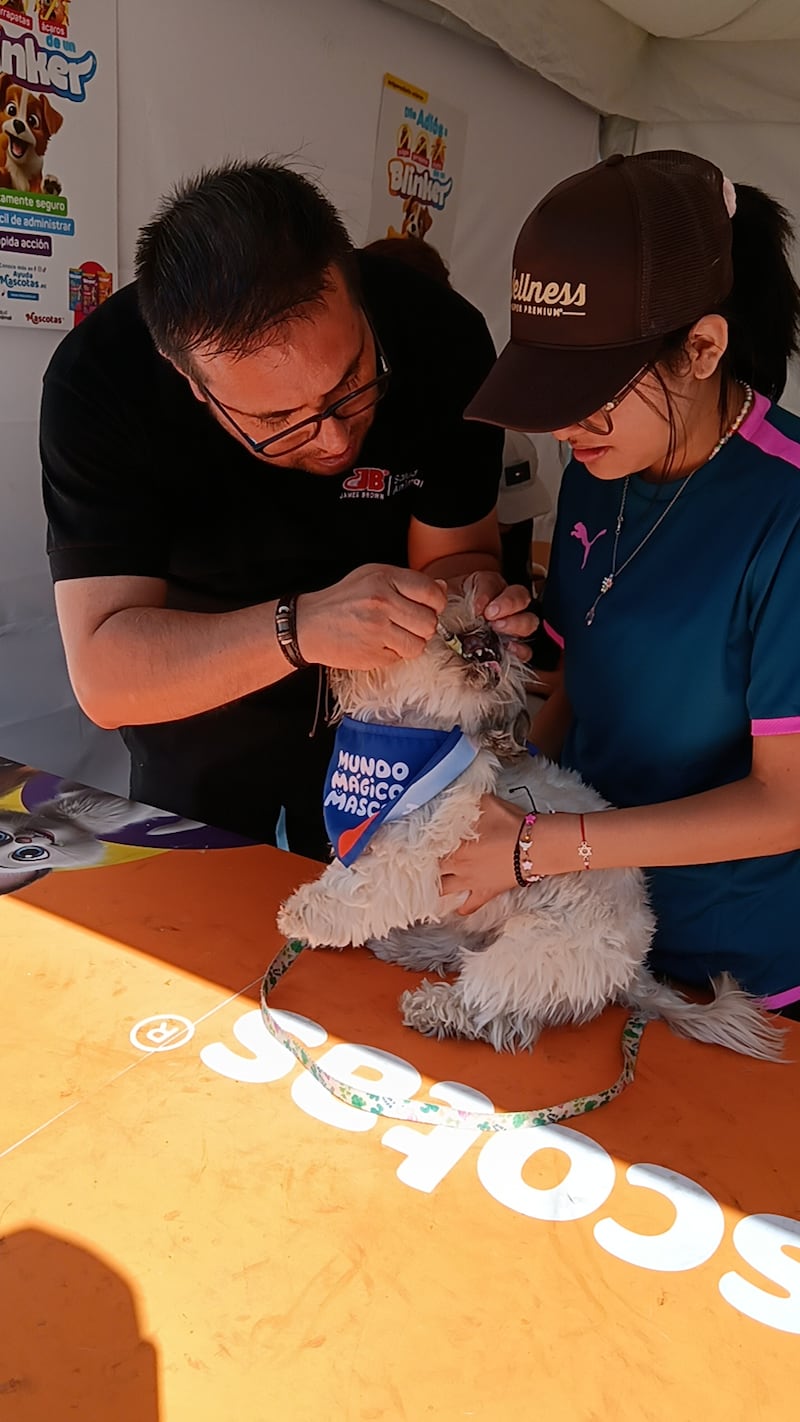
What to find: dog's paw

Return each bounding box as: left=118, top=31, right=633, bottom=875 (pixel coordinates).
left=42, top=175, right=62, bottom=195
left=474, top=1010, right=543, bottom=1054
left=277, top=880, right=360, bottom=949
left=400, top=981, right=542, bottom=1053
left=276, top=890, right=314, bottom=945
left=400, top=980, right=475, bottom=1040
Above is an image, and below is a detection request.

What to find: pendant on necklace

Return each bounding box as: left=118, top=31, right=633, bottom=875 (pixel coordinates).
left=585, top=575, right=614, bottom=627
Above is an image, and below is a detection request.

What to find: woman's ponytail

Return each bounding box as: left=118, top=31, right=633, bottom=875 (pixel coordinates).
left=724, top=184, right=800, bottom=401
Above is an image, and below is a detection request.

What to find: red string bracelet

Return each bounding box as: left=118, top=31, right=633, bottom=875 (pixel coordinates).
left=578, top=813, right=592, bottom=869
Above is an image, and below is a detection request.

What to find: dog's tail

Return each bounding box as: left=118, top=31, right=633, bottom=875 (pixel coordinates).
left=620, top=970, right=786, bottom=1061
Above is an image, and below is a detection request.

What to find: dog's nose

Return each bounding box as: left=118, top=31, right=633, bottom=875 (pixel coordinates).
left=12, top=120, right=25, bottom=135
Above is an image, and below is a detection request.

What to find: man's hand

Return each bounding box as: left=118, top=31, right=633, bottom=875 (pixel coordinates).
left=297, top=564, right=448, bottom=669
left=465, top=570, right=538, bottom=660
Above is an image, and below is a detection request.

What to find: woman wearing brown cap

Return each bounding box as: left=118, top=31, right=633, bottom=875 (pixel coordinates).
left=442, top=151, right=800, bottom=1021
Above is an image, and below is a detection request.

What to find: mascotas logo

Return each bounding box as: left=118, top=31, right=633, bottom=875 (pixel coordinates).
left=323, top=718, right=478, bottom=866
left=571, top=521, right=607, bottom=570
left=511, top=269, right=586, bottom=320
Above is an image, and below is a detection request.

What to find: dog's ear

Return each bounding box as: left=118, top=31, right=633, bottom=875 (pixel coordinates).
left=0, top=72, right=14, bottom=110
left=419, top=207, right=433, bottom=237
left=39, top=94, right=64, bottom=139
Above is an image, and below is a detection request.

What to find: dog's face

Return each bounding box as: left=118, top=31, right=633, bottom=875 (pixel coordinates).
left=0, top=77, right=63, bottom=177
left=330, top=582, right=530, bottom=754
left=401, top=198, right=433, bottom=240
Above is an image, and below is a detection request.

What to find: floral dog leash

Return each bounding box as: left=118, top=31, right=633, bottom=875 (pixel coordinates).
left=260, top=939, right=648, bottom=1131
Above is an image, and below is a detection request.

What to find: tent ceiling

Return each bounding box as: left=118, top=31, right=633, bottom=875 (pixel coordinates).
left=379, top=1, right=800, bottom=121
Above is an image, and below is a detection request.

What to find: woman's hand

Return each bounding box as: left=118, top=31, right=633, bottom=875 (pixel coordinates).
left=440, top=794, right=525, bottom=914
left=440, top=799, right=587, bottom=913
left=466, top=570, right=537, bottom=659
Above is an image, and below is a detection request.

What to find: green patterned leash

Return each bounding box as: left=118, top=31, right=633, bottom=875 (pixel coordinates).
left=260, top=939, right=648, bottom=1131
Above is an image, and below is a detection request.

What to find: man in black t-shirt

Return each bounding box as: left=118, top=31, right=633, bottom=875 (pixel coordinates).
left=41, top=159, right=532, bottom=858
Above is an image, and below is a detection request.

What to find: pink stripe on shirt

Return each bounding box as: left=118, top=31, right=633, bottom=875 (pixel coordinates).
left=751, top=717, right=800, bottom=736
left=739, top=391, right=800, bottom=469
left=761, top=983, right=800, bottom=1011
left=543, top=619, right=564, bottom=650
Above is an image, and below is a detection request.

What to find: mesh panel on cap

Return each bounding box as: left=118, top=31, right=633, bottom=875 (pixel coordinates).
left=629, top=151, right=733, bottom=337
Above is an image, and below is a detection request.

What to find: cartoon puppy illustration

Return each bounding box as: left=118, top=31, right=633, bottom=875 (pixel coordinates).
left=400, top=195, right=433, bottom=240
left=431, top=135, right=446, bottom=171
left=38, top=0, right=70, bottom=24
left=386, top=197, right=434, bottom=243
left=0, top=73, right=63, bottom=194
left=396, top=122, right=412, bottom=156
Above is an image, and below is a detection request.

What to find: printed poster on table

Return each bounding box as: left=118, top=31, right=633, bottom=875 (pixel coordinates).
left=0, top=0, right=116, bottom=332
left=367, top=72, right=466, bottom=262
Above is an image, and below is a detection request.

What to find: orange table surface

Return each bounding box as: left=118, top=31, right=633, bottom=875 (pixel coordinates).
left=1, top=840, right=799, bottom=1421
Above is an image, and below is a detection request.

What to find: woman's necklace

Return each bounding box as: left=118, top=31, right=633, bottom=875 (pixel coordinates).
left=584, top=383, right=754, bottom=628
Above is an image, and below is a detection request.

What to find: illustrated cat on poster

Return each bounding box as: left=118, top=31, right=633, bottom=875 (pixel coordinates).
left=0, top=769, right=204, bottom=895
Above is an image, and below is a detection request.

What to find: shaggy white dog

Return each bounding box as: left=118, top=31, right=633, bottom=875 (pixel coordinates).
left=278, top=586, right=783, bottom=1060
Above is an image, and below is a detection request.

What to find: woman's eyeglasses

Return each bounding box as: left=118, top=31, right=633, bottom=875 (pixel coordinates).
left=577, top=363, right=652, bottom=436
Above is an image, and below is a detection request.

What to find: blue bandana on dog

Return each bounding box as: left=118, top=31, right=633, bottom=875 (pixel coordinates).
left=323, top=716, right=478, bottom=866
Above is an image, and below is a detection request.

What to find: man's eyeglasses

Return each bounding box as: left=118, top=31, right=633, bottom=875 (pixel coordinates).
left=577, top=363, right=651, bottom=436
left=199, top=322, right=391, bottom=458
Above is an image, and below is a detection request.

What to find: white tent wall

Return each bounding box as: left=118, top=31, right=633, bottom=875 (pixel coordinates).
left=601, top=117, right=800, bottom=413
left=0, top=0, right=596, bottom=794
left=401, top=1, right=800, bottom=125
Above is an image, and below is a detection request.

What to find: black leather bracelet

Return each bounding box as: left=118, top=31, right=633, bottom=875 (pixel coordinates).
left=275, top=593, right=310, bottom=671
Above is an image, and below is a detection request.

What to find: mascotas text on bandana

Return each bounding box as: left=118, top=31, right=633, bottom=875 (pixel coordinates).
left=323, top=717, right=478, bottom=866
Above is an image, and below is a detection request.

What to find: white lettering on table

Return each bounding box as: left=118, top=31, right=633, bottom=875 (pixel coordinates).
left=719, top=1214, right=800, bottom=1335
left=593, top=1165, right=725, bottom=1271
left=199, top=1009, right=327, bottom=1083
left=290, top=1043, right=421, bottom=1133
left=190, top=1005, right=800, bottom=1335
left=477, top=1124, right=617, bottom=1221
left=382, top=1080, right=494, bottom=1194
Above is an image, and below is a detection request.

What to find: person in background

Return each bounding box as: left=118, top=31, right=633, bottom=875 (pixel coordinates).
left=442, top=150, right=800, bottom=1021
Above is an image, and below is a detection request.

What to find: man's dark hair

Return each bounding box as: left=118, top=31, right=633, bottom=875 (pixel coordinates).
left=135, top=158, right=358, bottom=373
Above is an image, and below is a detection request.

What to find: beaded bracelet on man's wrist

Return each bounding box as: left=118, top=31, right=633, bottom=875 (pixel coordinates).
left=275, top=593, right=310, bottom=671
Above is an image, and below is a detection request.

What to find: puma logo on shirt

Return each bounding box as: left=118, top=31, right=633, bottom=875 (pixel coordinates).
left=570, top=520, right=607, bottom=569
